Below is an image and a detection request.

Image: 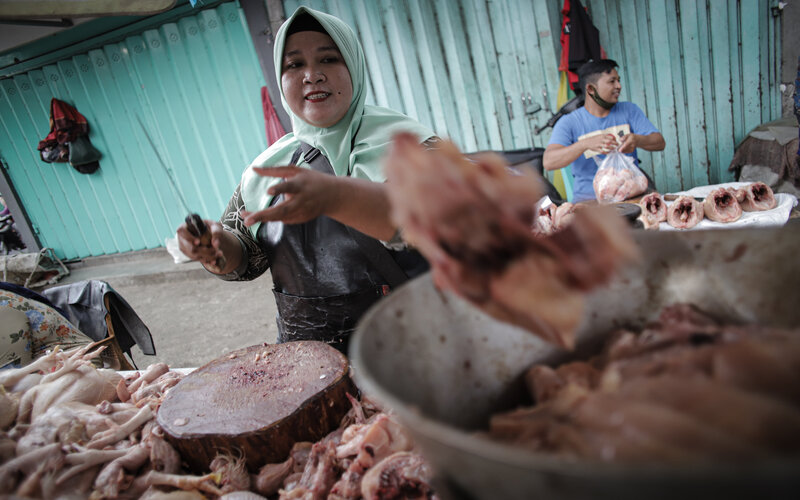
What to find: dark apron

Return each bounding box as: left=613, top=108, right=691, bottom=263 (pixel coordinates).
left=258, top=146, right=427, bottom=354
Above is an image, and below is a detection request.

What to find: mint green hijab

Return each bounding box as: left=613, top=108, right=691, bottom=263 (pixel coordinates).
left=241, top=6, right=435, bottom=236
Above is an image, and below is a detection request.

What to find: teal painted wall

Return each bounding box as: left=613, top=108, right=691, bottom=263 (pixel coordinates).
left=282, top=0, right=564, bottom=152
left=282, top=0, right=781, bottom=192
left=0, top=0, right=783, bottom=259
left=0, top=1, right=267, bottom=259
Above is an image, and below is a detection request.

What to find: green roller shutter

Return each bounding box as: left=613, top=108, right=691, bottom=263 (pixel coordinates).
left=0, top=1, right=267, bottom=259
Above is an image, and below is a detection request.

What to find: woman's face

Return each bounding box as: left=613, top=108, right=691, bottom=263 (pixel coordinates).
left=281, top=31, right=353, bottom=128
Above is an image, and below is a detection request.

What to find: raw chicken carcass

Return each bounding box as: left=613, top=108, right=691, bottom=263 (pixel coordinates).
left=533, top=203, right=580, bottom=235
left=703, top=187, right=742, bottom=222
left=360, top=452, right=436, bottom=500
left=533, top=204, right=557, bottom=235
left=727, top=187, right=747, bottom=204
left=17, top=347, right=121, bottom=423
left=384, top=133, right=638, bottom=349
left=740, top=182, right=777, bottom=211
left=552, top=202, right=578, bottom=231
left=638, top=192, right=667, bottom=230
left=666, top=196, right=704, bottom=229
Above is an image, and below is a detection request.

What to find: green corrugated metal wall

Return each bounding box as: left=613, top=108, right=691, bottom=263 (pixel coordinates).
left=284, top=0, right=781, bottom=193
left=0, top=0, right=783, bottom=260
left=0, top=1, right=267, bottom=260
left=283, top=0, right=564, bottom=152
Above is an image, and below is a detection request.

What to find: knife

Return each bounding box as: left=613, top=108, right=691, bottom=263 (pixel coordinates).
left=135, top=114, right=226, bottom=269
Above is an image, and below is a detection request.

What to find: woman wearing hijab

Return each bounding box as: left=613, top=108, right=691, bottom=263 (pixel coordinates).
left=177, top=7, right=435, bottom=354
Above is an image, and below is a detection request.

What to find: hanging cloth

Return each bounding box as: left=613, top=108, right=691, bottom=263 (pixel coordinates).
left=558, top=0, right=605, bottom=93
left=261, top=86, right=286, bottom=146
left=37, top=98, right=101, bottom=173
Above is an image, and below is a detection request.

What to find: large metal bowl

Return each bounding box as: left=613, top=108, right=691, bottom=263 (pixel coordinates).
left=350, top=226, right=800, bottom=500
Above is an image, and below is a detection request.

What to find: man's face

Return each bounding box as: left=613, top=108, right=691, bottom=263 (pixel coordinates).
left=588, top=69, right=621, bottom=105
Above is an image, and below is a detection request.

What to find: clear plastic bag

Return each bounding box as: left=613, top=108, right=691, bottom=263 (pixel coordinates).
left=592, top=149, right=649, bottom=203
left=165, top=234, right=192, bottom=264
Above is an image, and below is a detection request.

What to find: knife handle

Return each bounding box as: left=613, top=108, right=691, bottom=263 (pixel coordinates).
left=185, top=213, right=227, bottom=270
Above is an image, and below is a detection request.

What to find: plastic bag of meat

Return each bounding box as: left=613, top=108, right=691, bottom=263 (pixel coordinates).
left=592, top=150, right=649, bottom=203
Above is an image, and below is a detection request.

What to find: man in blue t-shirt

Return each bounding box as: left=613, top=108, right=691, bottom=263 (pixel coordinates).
left=543, top=59, right=665, bottom=202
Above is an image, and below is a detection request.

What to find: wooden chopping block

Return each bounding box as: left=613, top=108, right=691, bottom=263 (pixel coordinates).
left=157, top=341, right=354, bottom=473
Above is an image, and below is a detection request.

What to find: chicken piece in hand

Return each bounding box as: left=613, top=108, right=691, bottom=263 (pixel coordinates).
left=384, top=133, right=638, bottom=349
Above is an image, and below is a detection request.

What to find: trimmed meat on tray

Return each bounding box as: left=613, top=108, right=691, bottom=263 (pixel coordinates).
left=384, top=133, right=638, bottom=349
left=666, top=196, right=704, bottom=229
left=740, top=182, right=777, bottom=211
left=638, top=192, right=667, bottom=230
left=703, top=187, right=742, bottom=223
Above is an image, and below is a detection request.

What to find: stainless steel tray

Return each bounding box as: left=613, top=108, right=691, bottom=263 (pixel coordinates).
left=350, top=225, right=800, bottom=500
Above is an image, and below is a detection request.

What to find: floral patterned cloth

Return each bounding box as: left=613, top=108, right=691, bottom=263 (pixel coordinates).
left=1, top=289, right=92, bottom=369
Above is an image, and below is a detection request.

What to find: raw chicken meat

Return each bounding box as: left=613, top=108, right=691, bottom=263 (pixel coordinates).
left=552, top=202, right=578, bottom=231
left=534, top=202, right=582, bottom=235
left=279, top=441, right=339, bottom=500
left=533, top=204, right=557, bottom=235
left=486, top=303, right=800, bottom=463
left=638, top=192, right=667, bottom=230
left=16, top=346, right=121, bottom=423
left=593, top=158, right=649, bottom=203
left=703, top=187, right=742, bottom=222
left=360, top=451, right=436, bottom=500
left=384, top=133, right=638, bottom=349
left=727, top=187, right=747, bottom=204
left=0, top=343, right=200, bottom=499
left=740, top=182, right=777, bottom=211
left=666, top=196, right=704, bottom=229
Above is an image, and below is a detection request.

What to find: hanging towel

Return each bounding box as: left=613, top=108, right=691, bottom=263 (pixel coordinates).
left=261, top=86, right=286, bottom=146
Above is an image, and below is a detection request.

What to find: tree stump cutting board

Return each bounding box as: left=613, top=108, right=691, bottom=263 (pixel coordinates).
left=157, top=341, right=354, bottom=472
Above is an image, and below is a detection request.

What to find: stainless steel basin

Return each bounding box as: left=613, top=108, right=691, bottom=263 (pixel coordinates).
left=350, top=226, right=800, bottom=500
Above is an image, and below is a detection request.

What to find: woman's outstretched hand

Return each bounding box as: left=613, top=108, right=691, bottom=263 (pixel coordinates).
left=241, top=166, right=338, bottom=226
left=176, top=219, right=229, bottom=274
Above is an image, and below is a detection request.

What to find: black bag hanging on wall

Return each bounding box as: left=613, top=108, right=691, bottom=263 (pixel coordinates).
left=37, top=98, right=101, bottom=174
left=67, top=135, right=102, bottom=174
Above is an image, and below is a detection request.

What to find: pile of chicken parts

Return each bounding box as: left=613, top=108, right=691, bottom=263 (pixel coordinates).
left=0, top=344, right=436, bottom=499
left=638, top=182, right=777, bottom=230
left=487, top=303, right=800, bottom=462
left=385, top=133, right=639, bottom=349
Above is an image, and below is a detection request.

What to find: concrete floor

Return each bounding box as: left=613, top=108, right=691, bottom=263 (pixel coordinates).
left=50, top=248, right=278, bottom=369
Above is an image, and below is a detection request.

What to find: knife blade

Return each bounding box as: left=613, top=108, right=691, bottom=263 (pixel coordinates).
left=135, top=114, right=226, bottom=270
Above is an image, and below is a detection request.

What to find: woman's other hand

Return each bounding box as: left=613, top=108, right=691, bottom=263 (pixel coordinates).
left=176, top=219, right=230, bottom=274
left=241, top=166, right=338, bottom=226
